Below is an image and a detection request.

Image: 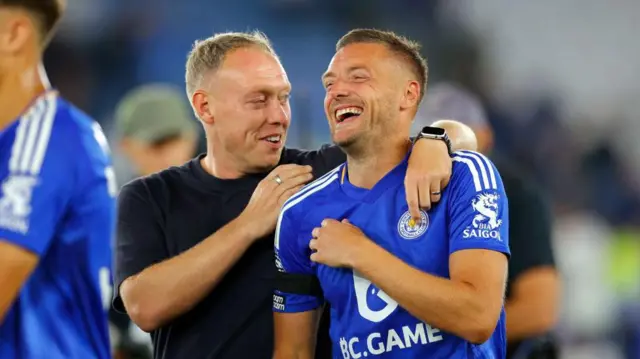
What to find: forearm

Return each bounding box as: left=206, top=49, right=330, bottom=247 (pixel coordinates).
left=121, top=217, right=255, bottom=331
left=505, top=269, right=560, bottom=341
left=353, top=243, right=494, bottom=343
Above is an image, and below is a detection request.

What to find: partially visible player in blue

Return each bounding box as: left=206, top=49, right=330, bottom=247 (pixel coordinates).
left=273, top=29, right=510, bottom=359
left=0, top=1, right=116, bottom=358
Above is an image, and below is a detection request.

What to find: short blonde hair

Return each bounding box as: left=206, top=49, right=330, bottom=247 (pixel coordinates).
left=185, top=30, right=277, bottom=99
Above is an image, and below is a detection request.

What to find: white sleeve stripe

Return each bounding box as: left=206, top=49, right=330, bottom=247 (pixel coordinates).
left=15, top=101, right=45, bottom=173
left=9, top=111, right=30, bottom=172
left=8, top=93, right=56, bottom=175
left=456, top=151, right=490, bottom=190
left=274, top=173, right=339, bottom=249
left=29, top=93, right=57, bottom=174
left=285, top=165, right=341, bottom=204
left=452, top=157, right=482, bottom=191
left=459, top=150, right=497, bottom=189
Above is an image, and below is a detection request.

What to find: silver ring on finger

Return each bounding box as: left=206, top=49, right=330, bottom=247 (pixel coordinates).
left=273, top=175, right=283, bottom=185
left=431, top=191, right=441, bottom=195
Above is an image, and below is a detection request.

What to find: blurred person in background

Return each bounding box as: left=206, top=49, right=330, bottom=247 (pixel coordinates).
left=115, top=83, right=199, bottom=180
left=112, top=31, right=476, bottom=359
left=109, top=83, right=201, bottom=359
left=0, top=1, right=116, bottom=358
left=425, top=82, right=561, bottom=359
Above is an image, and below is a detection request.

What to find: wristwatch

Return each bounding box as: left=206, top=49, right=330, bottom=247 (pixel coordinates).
left=415, top=126, right=453, bottom=156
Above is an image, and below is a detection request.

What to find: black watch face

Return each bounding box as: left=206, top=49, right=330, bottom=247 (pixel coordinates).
left=421, top=126, right=446, bottom=136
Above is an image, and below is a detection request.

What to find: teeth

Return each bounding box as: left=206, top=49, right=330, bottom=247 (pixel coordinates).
left=336, top=107, right=363, bottom=120
left=266, top=135, right=280, bottom=143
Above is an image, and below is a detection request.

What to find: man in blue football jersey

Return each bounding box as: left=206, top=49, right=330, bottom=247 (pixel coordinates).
left=0, top=1, right=116, bottom=358
left=273, top=29, right=510, bottom=358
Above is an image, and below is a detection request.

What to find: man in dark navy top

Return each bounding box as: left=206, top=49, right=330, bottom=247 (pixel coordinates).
left=113, top=31, right=476, bottom=359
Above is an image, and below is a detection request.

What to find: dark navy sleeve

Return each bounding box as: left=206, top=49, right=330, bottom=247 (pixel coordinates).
left=282, top=145, right=345, bottom=178
left=112, top=180, right=169, bottom=313
left=447, top=150, right=510, bottom=257
left=273, top=200, right=323, bottom=313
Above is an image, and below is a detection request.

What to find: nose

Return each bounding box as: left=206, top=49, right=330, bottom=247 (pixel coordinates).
left=266, top=100, right=290, bottom=126
left=327, top=80, right=350, bottom=100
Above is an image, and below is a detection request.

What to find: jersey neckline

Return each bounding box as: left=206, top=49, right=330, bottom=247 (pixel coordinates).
left=339, top=152, right=410, bottom=203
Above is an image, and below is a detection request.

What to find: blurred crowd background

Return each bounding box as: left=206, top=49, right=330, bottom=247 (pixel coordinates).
left=43, top=0, right=640, bottom=358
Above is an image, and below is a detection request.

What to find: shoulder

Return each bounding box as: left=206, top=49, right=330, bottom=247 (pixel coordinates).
left=279, top=165, right=342, bottom=219
left=280, top=145, right=345, bottom=177
left=119, top=162, right=189, bottom=205
left=450, top=150, right=502, bottom=193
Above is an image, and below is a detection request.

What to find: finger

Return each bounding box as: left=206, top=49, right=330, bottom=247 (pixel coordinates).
left=341, top=219, right=349, bottom=224
left=278, top=185, right=304, bottom=205
left=310, top=251, right=319, bottom=262
left=309, top=238, right=318, bottom=250
left=274, top=164, right=313, bottom=181
left=418, top=177, right=432, bottom=210
left=273, top=171, right=314, bottom=197
left=404, top=176, right=421, bottom=222
left=429, top=180, right=442, bottom=205
left=311, top=227, right=320, bottom=238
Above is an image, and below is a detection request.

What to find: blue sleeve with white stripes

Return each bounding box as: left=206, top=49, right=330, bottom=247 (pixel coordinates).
left=447, top=150, right=510, bottom=257
left=273, top=194, right=325, bottom=313
left=0, top=96, right=73, bottom=255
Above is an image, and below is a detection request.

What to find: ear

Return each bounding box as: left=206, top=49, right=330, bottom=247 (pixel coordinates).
left=192, top=90, right=215, bottom=125
left=0, top=11, right=34, bottom=55
left=400, top=80, right=421, bottom=111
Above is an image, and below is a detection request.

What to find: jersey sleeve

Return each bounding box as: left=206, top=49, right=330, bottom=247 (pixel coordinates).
left=0, top=113, right=74, bottom=255
left=448, top=151, right=510, bottom=257
left=273, top=205, right=323, bottom=313
left=112, top=180, right=169, bottom=313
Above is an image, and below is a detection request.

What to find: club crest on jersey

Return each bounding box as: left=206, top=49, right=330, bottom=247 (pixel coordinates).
left=0, top=174, right=37, bottom=234
left=463, top=191, right=502, bottom=240
left=397, top=210, right=428, bottom=240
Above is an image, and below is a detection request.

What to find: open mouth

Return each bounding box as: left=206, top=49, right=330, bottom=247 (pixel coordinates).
left=262, top=134, right=282, bottom=144
left=335, top=107, right=363, bottom=123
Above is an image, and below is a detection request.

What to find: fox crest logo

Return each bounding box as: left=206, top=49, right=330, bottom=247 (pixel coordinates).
left=463, top=192, right=503, bottom=240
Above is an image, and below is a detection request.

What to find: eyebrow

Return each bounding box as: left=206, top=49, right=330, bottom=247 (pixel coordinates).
left=321, top=66, right=368, bottom=83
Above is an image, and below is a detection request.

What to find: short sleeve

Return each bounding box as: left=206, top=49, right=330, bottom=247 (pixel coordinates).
left=0, top=139, right=73, bottom=256
left=273, top=206, right=323, bottom=313
left=112, top=180, right=169, bottom=313
left=448, top=151, right=510, bottom=257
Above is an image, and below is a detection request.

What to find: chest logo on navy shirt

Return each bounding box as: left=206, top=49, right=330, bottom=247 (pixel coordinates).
left=0, top=174, right=37, bottom=234
left=463, top=191, right=503, bottom=240
left=397, top=210, right=429, bottom=240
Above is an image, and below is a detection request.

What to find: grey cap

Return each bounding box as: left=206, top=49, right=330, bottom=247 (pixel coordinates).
left=422, top=82, right=488, bottom=128
left=115, top=84, right=197, bottom=143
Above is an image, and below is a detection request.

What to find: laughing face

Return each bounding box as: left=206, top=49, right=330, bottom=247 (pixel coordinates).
left=206, top=47, right=292, bottom=173
left=322, top=42, right=405, bottom=155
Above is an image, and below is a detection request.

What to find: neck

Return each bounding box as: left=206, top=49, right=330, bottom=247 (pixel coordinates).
left=346, top=137, right=411, bottom=189
left=0, top=62, right=47, bottom=131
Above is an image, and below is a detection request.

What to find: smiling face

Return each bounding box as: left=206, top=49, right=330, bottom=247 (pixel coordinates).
left=322, top=42, right=417, bottom=155
left=197, top=46, right=292, bottom=173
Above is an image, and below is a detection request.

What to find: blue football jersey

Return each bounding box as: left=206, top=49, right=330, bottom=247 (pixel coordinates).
left=274, top=150, right=510, bottom=359
left=0, top=91, right=116, bottom=359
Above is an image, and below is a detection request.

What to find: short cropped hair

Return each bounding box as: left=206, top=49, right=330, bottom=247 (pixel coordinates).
left=336, top=29, right=428, bottom=102
left=0, top=0, right=64, bottom=44
left=185, top=31, right=278, bottom=99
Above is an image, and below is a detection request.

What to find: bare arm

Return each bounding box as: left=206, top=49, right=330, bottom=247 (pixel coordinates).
left=119, top=164, right=312, bottom=332
left=273, top=309, right=322, bottom=359
left=352, top=246, right=508, bottom=343
left=120, top=216, right=255, bottom=332
left=506, top=267, right=560, bottom=341
left=0, top=240, right=38, bottom=322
